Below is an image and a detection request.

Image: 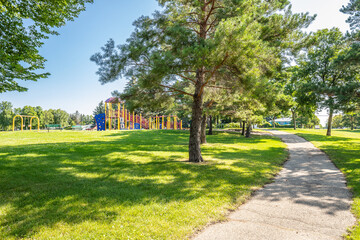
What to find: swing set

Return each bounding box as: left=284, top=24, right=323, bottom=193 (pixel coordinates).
left=12, top=115, right=40, bottom=131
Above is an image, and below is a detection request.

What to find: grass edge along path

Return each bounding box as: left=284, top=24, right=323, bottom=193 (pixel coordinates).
left=0, top=130, right=287, bottom=240
left=280, top=129, right=360, bottom=240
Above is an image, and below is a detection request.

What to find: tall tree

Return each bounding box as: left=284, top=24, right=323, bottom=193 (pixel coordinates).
left=34, top=106, right=44, bottom=128
left=0, top=101, right=14, bottom=131
left=285, top=66, right=319, bottom=130
left=52, top=109, right=69, bottom=127
left=91, top=0, right=313, bottom=162
left=340, top=0, right=360, bottom=104
left=332, top=115, right=344, bottom=129
left=81, top=115, right=94, bottom=125
left=93, top=101, right=105, bottom=117
left=43, top=110, right=54, bottom=126
left=343, top=111, right=360, bottom=130
left=70, top=111, right=82, bottom=125
left=0, top=0, right=93, bottom=93
left=294, top=28, right=360, bottom=136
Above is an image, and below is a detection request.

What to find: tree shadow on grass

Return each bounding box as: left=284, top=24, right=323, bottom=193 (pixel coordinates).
left=105, top=130, right=269, bottom=145
left=0, top=131, right=285, bottom=238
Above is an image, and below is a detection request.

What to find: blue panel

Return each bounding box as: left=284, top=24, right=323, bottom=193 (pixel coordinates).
left=95, top=113, right=106, bottom=131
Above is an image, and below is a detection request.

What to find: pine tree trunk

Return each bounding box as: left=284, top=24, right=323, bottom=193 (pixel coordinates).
left=189, top=69, right=204, bottom=163
left=200, top=114, right=207, bottom=144
left=327, top=108, right=333, bottom=136
left=242, top=121, right=246, bottom=136
left=208, top=115, right=213, bottom=135
left=301, top=117, right=304, bottom=128
left=292, top=110, right=296, bottom=130
left=272, top=116, right=276, bottom=128
left=246, top=121, right=252, bottom=138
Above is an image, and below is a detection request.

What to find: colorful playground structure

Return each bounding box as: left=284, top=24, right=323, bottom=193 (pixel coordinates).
left=12, top=115, right=40, bottom=131
left=95, top=97, right=182, bottom=131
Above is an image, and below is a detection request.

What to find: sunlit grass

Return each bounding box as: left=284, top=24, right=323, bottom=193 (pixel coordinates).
left=0, top=130, right=287, bottom=239
left=282, top=129, right=360, bottom=239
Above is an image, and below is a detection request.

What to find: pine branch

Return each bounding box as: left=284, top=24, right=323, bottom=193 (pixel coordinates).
left=160, top=84, right=193, bottom=96
left=198, top=53, right=229, bottom=97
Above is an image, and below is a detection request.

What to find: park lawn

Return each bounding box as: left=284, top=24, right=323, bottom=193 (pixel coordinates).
left=282, top=129, right=360, bottom=239
left=0, top=130, right=287, bottom=240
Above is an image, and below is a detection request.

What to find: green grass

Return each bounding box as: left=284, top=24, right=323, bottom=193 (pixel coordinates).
left=281, top=129, right=360, bottom=239
left=0, top=130, right=287, bottom=240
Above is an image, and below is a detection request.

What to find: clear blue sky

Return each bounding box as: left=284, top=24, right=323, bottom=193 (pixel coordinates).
left=0, top=0, right=351, bottom=118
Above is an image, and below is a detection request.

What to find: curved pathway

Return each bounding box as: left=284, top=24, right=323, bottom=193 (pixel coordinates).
left=194, top=131, right=355, bottom=240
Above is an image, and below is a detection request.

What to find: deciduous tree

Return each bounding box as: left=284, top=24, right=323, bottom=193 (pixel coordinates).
left=0, top=0, right=93, bottom=93
left=293, top=28, right=360, bottom=136
left=0, top=101, right=14, bottom=130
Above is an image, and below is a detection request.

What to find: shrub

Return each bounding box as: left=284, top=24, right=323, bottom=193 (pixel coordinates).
left=261, top=122, right=272, bottom=128
left=224, top=122, right=241, bottom=128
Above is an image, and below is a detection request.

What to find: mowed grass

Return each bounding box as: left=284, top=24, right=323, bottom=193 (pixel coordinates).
left=0, top=130, right=287, bottom=239
left=282, top=129, right=360, bottom=239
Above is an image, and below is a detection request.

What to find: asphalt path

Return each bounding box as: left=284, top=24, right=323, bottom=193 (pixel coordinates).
left=194, top=131, right=355, bottom=240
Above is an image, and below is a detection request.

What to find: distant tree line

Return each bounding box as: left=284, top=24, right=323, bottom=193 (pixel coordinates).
left=0, top=101, right=93, bottom=131
left=333, top=113, right=360, bottom=130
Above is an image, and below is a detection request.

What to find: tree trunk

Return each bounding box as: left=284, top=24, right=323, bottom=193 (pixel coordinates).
left=292, top=110, right=297, bottom=130
left=242, top=121, right=246, bottom=136
left=272, top=116, right=276, bottom=128
left=326, top=108, right=333, bottom=136
left=200, top=114, right=207, bottom=144
left=189, top=69, right=205, bottom=163
left=351, top=115, right=354, bottom=130
left=189, top=1, right=209, bottom=162
left=246, top=121, right=252, bottom=138
left=208, top=115, right=213, bottom=135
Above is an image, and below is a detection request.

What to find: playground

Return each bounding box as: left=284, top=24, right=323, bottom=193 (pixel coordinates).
left=94, top=97, right=182, bottom=131
left=10, top=97, right=183, bottom=132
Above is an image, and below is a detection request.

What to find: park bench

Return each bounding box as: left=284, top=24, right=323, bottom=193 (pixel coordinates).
left=45, top=124, right=63, bottom=130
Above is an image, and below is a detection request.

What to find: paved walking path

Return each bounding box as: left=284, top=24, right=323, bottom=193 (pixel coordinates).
left=194, top=131, right=355, bottom=240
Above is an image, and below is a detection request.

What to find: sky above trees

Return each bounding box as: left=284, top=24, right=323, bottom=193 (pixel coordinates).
left=0, top=0, right=351, bottom=123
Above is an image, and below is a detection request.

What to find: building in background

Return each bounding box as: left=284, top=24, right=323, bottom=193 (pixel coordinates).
left=273, top=118, right=292, bottom=126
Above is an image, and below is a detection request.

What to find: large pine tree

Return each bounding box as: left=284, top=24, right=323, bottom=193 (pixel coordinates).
left=91, top=0, right=313, bottom=162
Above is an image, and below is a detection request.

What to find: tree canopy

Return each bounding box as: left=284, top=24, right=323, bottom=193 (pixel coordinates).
left=290, top=28, right=360, bottom=135
left=341, top=0, right=360, bottom=30
left=0, top=0, right=93, bottom=93
left=91, top=0, right=314, bottom=162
